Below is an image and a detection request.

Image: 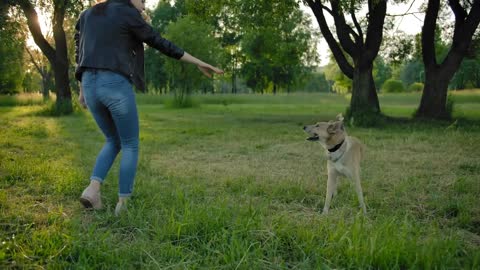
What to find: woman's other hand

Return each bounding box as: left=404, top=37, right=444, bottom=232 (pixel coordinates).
left=78, top=85, right=87, bottom=109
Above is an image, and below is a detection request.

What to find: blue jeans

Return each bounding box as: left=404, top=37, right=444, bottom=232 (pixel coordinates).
left=81, top=69, right=139, bottom=197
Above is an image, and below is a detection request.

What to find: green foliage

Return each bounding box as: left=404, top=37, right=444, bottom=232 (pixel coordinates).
left=373, top=56, right=392, bottom=90
left=164, top=15, right=223, bottom=107
left=0, top=8, right=26, bottom=95
left=0, top=93, right=44, bottom=106
left=381, top=32, right=414, bottom=66
left=450, top=58, right=480, bottom=90
left=303, top=71, right=331, bottom=92
left=146, top=1, right=186, bottom=93
left=240, top=0, right=317, bottom=93
left=408, top=82, right=424, bottom=92
left=382, top=79, right=405, bottom=93
left=400, top=60, right=424, bottom=86
left=324, top=54, right=352, bottom=94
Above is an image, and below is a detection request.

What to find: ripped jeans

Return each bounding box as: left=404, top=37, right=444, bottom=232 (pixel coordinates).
left=81, top=69, right=139, bottom=197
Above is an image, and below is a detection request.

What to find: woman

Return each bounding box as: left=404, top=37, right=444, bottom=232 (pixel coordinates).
left=75, top=0, right=223, bottom=215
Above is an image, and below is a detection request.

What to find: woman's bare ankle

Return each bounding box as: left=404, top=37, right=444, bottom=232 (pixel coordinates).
left=118, top=197, right=128, bottom=204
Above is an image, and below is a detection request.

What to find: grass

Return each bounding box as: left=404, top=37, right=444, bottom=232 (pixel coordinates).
left=0, top=93, right=46, bottom=107
left=1, top=91, right=479, bottom=269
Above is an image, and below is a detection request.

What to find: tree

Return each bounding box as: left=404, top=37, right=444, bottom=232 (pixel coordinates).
left=0, top=6, right=26, bottom=95
left=416, top=0, right=480, bottom=119
left=239, top=0, right=317, bottom=94
left=6, top=0, right=84, bottom=114
left=305, top=0, right=387, bottom=121
left=373, top=56, right=392, bottom=91
left=450, top=34, right=480, bottom=89
left=324, top=58, right=352, bottom=94
left=163, top=15, right=223, bottom=106
left=25, top=47, right=53, bottom=99
left=145, top=1, right=183, bottom=93
left=303, top=70, right=331, bottom=92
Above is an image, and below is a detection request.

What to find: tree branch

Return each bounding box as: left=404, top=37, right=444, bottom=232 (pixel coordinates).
left=16, top=0, right=56, bottom=64
left=330, top=0, right=358, bottom=57
left=25, top=46, right=46, bottom=77
left=422, top=0, right=440, bottom=67
left=350, top=0, right=363, bottom=44
left=364, top=0, right=387, bottom=64
left=387, top=11, right=425, bottom=17
left=305, top=0, right=353, bottom=78
left=448, top=0, right=468, bottom=20
left=443, top=0, right=480, bottom=69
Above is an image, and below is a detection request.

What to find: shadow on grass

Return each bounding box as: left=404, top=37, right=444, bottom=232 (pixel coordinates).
left=379, top=115, right=480, bottom=131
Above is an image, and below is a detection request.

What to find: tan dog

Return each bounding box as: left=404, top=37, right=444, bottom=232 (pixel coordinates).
left=303, top=114, right=366, bottom=214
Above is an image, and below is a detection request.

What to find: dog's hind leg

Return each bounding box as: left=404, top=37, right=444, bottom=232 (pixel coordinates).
left=323, top=165, right=338, bottom=214
left=352, top=169, right=366, bottom=214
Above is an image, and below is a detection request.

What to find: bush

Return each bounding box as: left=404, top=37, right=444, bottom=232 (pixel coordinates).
left=408, top=82, right=424, bottom=92
left=382, top=79, right=405, bottom=93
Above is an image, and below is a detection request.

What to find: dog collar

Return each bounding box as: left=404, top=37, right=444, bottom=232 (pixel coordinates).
left=328, top=139, right=345, bottom=153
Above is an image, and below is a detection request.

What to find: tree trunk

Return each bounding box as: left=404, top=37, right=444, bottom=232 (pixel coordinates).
left=16, top=0, right=72, bottom=114
left=231, top=55, right=237, bottom=94
left=416, top=68, right=450, bottom=119
left=306, top=0, right=386, bottom=123
left=416, top=0, right=480, bottom=120
left=52, top=0, right=72, bottom=113
left=41, top=67, right=52, bottom=100
left=350, top=62, right=380, bottom=114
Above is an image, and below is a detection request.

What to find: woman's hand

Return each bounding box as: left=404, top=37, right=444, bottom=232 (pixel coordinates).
left=197, top=64, right=224, bottom=78
left=78, top=85, right=87, bottom=109
left=180, top=52, right=224, bottom=78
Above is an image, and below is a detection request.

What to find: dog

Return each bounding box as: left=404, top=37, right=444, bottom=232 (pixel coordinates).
left=303, top=114, right=366, bottom=214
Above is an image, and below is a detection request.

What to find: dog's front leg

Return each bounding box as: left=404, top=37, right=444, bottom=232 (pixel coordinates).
left=323, top=164, right=338, bottom=214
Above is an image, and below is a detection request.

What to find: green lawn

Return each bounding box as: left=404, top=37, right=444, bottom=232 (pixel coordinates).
left=1, top=92, right=479, bottom=269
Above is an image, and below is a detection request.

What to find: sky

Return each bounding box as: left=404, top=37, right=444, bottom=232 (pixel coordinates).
left=144, top=0, right=425, bottom=66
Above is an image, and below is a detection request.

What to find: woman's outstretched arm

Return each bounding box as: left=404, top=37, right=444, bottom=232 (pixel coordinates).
left=180, top=52, right=224, bottom=78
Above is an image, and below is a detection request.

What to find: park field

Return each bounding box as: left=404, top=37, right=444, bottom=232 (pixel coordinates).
left=1, top=91, right=479, bottom=268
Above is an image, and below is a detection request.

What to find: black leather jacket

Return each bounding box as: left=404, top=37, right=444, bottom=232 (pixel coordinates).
left=74, top=0, right=184, bottom=91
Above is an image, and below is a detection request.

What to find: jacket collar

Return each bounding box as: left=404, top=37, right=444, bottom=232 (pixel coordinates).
left=110, top=0, right=130, bottom=3
left=110, top=0, right=134, bottom=7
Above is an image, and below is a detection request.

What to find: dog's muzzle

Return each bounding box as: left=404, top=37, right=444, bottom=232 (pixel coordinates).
left=303, top=126, right=319, bottom=141
left=306, top=135, right=319, bottom=141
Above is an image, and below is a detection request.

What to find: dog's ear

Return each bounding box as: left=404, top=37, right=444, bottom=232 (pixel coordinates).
left=327, top=121, right=344, bottom=134
left=336, top=113, right=344, bottom=122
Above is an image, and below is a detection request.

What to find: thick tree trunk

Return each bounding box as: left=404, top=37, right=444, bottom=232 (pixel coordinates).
left=306, top=0, right=385, bottom=122
left=416, top=0, right=480, bottom=120
left=350, top=60, right=380, bottom=114
left=416, top=68, right=450, bottom=119
left=16, top=0, right=72, bottom=114
left=52, top=0, right=72, bottom=113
